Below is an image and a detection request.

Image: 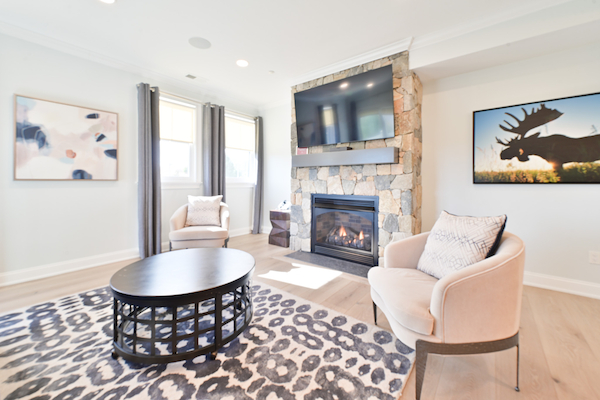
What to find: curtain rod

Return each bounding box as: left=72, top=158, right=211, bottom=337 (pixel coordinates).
left=136, top=83, right=156, bottom=92
left=160, top=90, right=257, bottom=120
left=136, top=84, right=257, bottom=119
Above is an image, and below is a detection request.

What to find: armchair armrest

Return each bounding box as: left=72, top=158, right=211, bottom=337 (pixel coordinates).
left=383, top=232, right=430, bottom=269
left=429, top=232, right=525, bottom=344
left=170, top=205, right=188, bottom=232
left=220, top=202, right=230, bottom=232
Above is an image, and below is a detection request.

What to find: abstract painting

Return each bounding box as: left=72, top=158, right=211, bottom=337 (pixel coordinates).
left=14, top=95, right=118, bottom=180
left=473, top=92, right=600, bottom=183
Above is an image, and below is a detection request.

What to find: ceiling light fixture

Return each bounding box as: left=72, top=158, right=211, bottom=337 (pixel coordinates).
left=236, top=60, right=249, bottom=68
left=340, top=82, right=349, bottom=89
left=268, top=70, right=275, bottom=75
left=185, top=74, right=197, bottom=80
left=99, top=0, right=116, bottom=4
left=189, top=37, right=211, bottom=50
left=367, top=83, right=374, bottom=88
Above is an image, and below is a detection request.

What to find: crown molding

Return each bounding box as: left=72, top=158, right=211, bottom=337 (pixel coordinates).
left=289, top=36, right=414, bottom=86
left=411, top=0, right=574, bottom=50
left=288, top=0, right=574, bottom=88
left=0, top=20, right=261, bottom=113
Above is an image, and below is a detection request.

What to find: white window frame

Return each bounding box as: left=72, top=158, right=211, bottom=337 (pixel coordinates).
left=159, top=95, right=203, bottom=190
left=225, top=112, right=257, bottom=188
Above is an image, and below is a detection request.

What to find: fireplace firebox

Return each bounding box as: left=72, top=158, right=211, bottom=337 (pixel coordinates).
left=311, top=194, right=379, bottom=266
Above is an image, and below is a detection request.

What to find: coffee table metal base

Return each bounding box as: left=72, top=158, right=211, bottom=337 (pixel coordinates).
left=112, top=280, right=252, bottom=364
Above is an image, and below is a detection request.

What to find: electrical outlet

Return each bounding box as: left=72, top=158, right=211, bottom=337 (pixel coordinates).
left=590, top=251, right=600, bottom=265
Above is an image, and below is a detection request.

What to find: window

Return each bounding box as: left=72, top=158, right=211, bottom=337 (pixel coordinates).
left=159, top=96, right=200, bottom=187
left=225, top=114, right=256, bottom=185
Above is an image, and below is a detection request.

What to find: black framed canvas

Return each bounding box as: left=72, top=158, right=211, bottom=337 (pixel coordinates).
left=473, top=92, right=600, bottom=184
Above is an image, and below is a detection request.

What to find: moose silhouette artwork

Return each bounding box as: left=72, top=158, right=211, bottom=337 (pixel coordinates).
left=496, top=104, right=600, bottom=171
left=474, top=93, right=600, bottom=183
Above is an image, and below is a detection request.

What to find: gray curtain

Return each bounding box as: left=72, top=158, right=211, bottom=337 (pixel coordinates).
left=252, top=116, right=264, bottom=234
left=137, top=83, right=162, bottom=259
left=202, top=104, right=226, bottom=201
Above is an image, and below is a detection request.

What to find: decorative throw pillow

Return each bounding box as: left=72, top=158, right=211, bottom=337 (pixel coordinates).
left=416, top=211, right=507, bottom=279
left=185, top=195, right=222, bottom=227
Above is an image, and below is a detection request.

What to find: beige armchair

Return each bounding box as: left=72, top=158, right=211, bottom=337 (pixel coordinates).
left=368, top=231, right=525, bottom=399
left=169, top=202, right=230, bottom=250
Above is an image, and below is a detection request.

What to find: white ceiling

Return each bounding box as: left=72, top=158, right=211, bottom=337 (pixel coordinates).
left=0, top=0, right=598, bottom=110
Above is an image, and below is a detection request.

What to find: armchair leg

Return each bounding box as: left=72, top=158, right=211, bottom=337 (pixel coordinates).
left=223, top=238, right=229, bottom=248
left=516, top=343, right=520, bottom=392
left=372, top=302, right=378, bottom=325
left=169, top=241, right=172, bottom=251
left=415, top=332, right=520, bottom=400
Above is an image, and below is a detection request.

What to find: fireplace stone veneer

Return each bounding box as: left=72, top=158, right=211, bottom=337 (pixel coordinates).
left=289, top=51, right=423, bottom=266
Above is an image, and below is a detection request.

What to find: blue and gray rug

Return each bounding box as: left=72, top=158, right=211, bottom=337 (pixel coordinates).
left=0, top=283, right=414, bottom=400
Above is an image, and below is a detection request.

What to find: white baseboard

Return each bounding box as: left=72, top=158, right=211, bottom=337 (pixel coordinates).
left=261, top=225, right=272, bottom=235
left=524, top=271, right=600, bottom=300
left=0, top=248, right=139, bottom=288
left=229, top=227, right=252, bottom=237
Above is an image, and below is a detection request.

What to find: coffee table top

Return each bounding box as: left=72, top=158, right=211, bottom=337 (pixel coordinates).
left=110, top=248, right=255, bottom=298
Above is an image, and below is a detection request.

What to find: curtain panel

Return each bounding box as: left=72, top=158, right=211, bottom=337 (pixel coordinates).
left=252, top=116, right=264, bottom=234
left=137, top=83, right=162, bottom=259
left=202, top=104, right=226, bottom=201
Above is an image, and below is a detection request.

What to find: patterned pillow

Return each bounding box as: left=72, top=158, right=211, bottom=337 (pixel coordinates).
left=185, top=195, right=222, bottom=227
left=416, top=211, right=507, bottom=279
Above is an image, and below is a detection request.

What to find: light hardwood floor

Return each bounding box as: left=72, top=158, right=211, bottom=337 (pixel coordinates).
left=1, top=233, right=599, bottom=400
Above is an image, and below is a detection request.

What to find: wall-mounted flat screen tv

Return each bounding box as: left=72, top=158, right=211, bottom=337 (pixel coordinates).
left=294, top=65, right=395, bottom=148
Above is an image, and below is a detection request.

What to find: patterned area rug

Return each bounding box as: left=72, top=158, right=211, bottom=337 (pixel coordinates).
left=0, top=283, right=414, bottom=400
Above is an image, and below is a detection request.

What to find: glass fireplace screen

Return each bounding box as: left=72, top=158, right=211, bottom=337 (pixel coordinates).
left=314, top=211, right=372, bottom=252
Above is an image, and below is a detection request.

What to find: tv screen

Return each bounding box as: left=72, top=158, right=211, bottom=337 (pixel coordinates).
left=294, top=65, right=395, bottom=148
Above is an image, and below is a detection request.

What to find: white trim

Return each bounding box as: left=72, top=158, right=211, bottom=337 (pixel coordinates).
left=290, top=37, right=414, bottom=86
left=524, top=271, right=600, bottom=300
left=229, top=227, right=253, bottom=237
left=261, top=225, right=272, bottom=235
left=225, top=110, right=256, bottom=123
left=0, top=20, right=260, bottom=114
left=0, top=248, right=139, bottom=288
left=289, top=0, right=574, bottom=87
left=410, top=0, right=573, bottom=50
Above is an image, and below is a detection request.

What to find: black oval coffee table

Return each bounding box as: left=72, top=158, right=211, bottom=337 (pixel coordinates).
left=110, top=248, right=255, bottom=364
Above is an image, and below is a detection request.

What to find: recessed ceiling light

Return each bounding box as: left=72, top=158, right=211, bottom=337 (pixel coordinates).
left=367, top=83, right=374, bottom=88
left=185, top=74, right=197, bottom=79
left=99, top=0, right=116, bottom=3
left=189, top=37, right=211, bottom=50
left=236, top=60, right=249, bottom=68
left=340, top=82, right=349, bottom=89
left=268, top=70, right=275, bottom=75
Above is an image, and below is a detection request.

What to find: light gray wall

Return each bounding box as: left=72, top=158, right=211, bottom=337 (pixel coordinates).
left=0, top=33, right=257, bottom=284
left=421, top=41, right=600, bottom=287
left=260, top=102, right=292, bottom=232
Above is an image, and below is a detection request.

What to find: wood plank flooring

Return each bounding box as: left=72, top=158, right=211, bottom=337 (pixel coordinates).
left=1, top=233, right=599, bottom=400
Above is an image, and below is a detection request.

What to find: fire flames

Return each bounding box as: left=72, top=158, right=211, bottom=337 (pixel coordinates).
left=325, top=224, right=369, bottom=251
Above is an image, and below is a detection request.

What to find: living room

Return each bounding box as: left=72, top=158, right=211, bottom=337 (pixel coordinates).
left=1, top=1, right=600, bottom=399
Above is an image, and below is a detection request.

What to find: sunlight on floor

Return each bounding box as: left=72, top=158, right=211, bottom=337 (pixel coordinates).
left=258, top=263, right=342, bottom=289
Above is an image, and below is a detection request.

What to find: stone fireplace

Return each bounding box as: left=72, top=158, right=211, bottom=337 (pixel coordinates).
left=290, top=51, right=422, bottom=266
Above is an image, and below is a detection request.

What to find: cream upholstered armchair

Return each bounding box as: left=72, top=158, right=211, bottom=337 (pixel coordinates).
left=368, top=231, right=525, bottom=399
left=169, top=202, right=230, bottom=250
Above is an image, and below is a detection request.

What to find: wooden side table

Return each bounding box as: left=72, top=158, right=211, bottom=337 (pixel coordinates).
left=269, top=210, right=290, bottom=247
